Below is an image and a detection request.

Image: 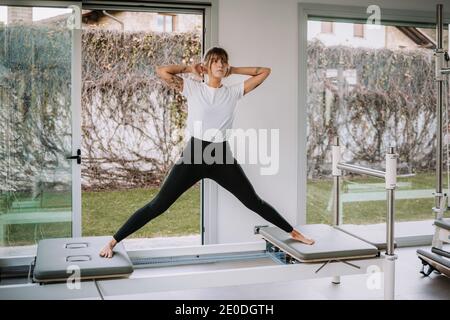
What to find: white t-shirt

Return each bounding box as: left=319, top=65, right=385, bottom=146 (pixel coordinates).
left=181, top=77, right=244, bottom=142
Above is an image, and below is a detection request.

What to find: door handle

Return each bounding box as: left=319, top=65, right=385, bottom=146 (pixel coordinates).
left=66, top=149, right=81, bottom=164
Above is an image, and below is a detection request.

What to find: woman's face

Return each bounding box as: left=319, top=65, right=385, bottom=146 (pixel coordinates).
left=207, top=56, right=229, bottom=79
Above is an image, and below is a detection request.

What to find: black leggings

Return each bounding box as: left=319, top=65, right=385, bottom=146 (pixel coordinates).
left=113, top=137, right=294, bottom=243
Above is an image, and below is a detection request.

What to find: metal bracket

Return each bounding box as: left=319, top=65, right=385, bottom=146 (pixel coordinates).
left=419, top=258, right=436, bottom=277
left=384, top=253, right=398, bottom=261
left=254, top=225, right=269, bottom=234
left=314, top=259, right=361, bottom=274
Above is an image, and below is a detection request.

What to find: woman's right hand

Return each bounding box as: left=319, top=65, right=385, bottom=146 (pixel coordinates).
left=190, top=63, right=206, bottom=81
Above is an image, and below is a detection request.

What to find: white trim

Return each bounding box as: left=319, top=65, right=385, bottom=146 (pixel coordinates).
left=71, top=4, right=82, bottom=238
left=202, top=0, right=219, bottom=244
left=203, top=179, right=218, bottom=244
left=297, top=4, right=308, bottom=225
left=0, top=1, right=82, bottom=242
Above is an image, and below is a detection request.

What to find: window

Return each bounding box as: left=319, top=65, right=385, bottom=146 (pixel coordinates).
left=81, top=11, right=204, bottom=248
left=156, top=14, right=175, bottom=32
left=0, top=5, right=74, bottom=255
left=353, top=23, right=364, bottom=38
left=321, top=21, right=333, bottom=34
left=307, top=18, right=449, bottom=227
left=0, top=5, right=205, bottom=258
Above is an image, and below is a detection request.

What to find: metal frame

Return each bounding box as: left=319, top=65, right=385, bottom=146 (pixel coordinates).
left=0, top=240, right=391, bottom=300
left=71, top=3, right=82, bottom=239
left=332, top=136, right=397, bottom=299
left=416, top=4, right=450, bottom=279
left=434, top=4, right=446, bottom=217
left=0, top=0, right=83, bottom=238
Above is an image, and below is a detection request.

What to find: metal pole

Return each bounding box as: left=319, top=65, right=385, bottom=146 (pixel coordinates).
left=386, top=146, right=396, bottom=256
left=333, top=137, right=340, bottom=227
left=384, top=146, right=396, bottom=300
left=337, top=163, right=386, bottom=179
left=435, top=4, right=444, bottom=215
left=332, top=137, right=341, bottom=285
left=386, top=189, right=395, bottom=255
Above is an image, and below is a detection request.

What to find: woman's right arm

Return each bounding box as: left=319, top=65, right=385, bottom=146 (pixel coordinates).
left=156, top=65, right=191, bottom=92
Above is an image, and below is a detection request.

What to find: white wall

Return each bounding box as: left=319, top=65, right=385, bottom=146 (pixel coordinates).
left=216, top=0, right=299, bottom=243
left=215, top=0, right=450, bottom=244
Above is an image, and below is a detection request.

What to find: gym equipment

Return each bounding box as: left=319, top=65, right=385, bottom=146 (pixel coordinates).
left=0, top=138, right=398, bottom=300
left=416, top=4, right=450, bottom=279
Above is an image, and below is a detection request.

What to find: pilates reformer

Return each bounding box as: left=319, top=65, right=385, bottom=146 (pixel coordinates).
left=0, top=137, right=398, bottom=300
left=416, top=4, right=450, bottom=279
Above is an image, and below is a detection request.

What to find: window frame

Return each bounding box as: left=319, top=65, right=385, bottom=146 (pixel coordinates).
left=298, top=3, right=450, bottom=247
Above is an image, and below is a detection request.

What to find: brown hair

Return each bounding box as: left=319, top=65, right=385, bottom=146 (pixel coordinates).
left=203, top=47, right=229, bottom=71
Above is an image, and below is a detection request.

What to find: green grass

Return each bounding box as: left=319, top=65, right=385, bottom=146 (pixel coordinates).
left=2, top=172, right=448, bottom=247
left=82, top=183, right=201, bottom=238
left=2, top=183, right=201, bottom=246
left=307, top=172, right=440, bottom=224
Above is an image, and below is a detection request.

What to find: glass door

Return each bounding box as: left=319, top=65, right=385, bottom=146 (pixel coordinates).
left=0, top=2, right=81, bottom=256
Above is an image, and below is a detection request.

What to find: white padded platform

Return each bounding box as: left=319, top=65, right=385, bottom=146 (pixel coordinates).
left=417, top=248, right=450, bottom=277
left=33, top=236, right=134, bottom=283
left=336, top=224, right=397, bottom=250
left=258, top=224, right=379, bottom=262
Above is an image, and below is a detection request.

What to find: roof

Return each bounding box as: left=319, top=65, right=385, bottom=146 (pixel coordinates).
left=396, top=26, right=437, bottom=49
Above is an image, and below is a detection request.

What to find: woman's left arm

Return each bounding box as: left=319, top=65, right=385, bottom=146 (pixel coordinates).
left=226, top=67, right=271, bottom=96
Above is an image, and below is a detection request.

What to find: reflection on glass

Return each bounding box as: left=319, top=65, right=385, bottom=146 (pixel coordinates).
left=0, top=6, right=73, bottom=254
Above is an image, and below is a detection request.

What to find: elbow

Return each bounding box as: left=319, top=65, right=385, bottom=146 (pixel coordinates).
left=265, top=68, right=271, bottom=74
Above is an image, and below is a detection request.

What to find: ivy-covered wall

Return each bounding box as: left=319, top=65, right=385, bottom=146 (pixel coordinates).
left=307, top=39, right=439, bottom=178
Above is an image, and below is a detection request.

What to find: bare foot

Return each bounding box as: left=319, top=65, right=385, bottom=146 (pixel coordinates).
left=99, top=238, right=118, bottom=258
left=290, top=229, right=315, bottom=245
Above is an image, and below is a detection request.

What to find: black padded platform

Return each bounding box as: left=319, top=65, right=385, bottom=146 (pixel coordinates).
left=336, top=224, right=397, bottom=250
left=417, top=248, right=450, bottom=277
left=435, top=218, right=450, bottom=231
left=258, top=224, right=379, bottom=262
left=33, top=236, right=134, bottom=283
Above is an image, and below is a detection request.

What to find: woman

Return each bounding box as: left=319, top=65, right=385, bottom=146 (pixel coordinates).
left=100, top=47, right=314, bottom=258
